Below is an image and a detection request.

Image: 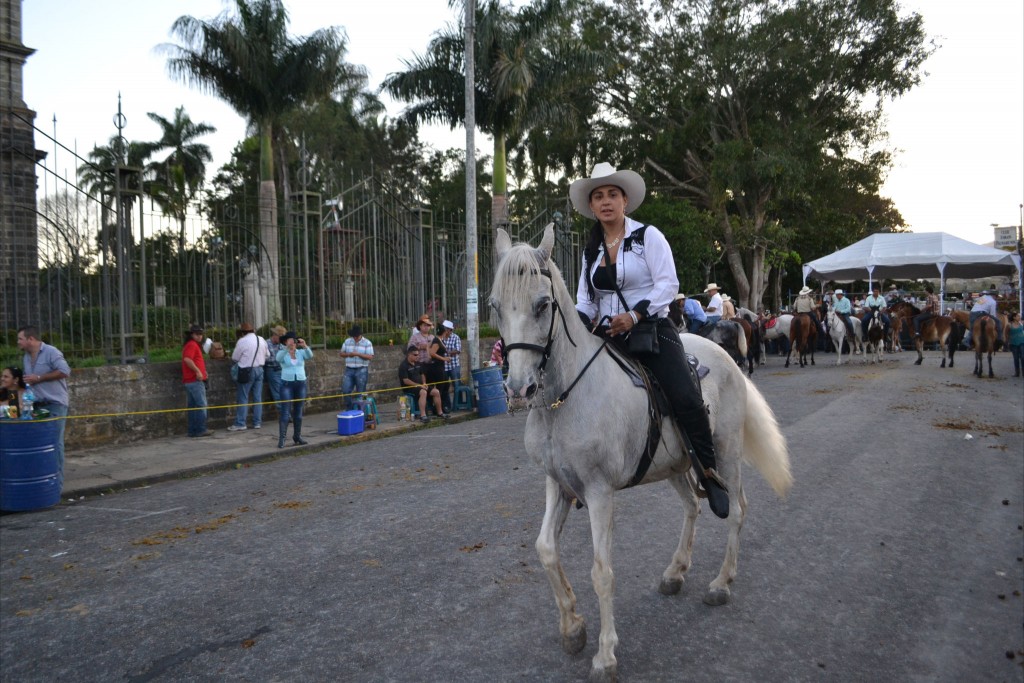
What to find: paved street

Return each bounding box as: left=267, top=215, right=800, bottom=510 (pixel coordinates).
left=2, top=351, right=1022, bottom=682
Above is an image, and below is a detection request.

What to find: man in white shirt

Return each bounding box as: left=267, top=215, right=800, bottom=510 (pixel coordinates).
left=704, top=283, right=723, bottom=324
left=229, top=322, right=270, bottom=431
left=965, top=290, right=1003, bottom=349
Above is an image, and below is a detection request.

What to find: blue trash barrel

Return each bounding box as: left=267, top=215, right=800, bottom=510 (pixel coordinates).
left=0, top=419, right=62, bottom=512
left=471, top=366, right=508, bottom=418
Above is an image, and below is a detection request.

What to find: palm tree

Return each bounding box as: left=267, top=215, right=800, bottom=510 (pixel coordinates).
left=164, top=0, right=364, bottom=321
left=79, top=136, right=155, bottom=263
left=145, top=106, right=216, bottom=251
left=382, top=0, right=603, bottom=233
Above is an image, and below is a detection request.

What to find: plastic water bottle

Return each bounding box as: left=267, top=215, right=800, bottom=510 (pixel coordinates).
left=21, top=383, right=35, bottom=420
left=398, top=396, right=408, bottom=422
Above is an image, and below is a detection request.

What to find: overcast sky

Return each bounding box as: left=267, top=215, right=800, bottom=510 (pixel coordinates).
left=20, top=0, right=1024, bottom=246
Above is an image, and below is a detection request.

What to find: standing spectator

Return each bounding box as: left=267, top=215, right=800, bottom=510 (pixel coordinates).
left=426, top=326, right=451, bottom=415
left=704, top=283, right=723, bottom=324
left=1007, top=312, right=1023, bottom=377
left=398, top=344, right=444, bottom=424
left=17, top=326, right=71, bottom=485
left=181, top=325, right=212, bottom=438
left=339, top=324, right=374, bottom=410
left=440, top=319, right=462, bottom=384
left=276, top=331, right=313, bottom=448
left=264, top=325, right=286, bottom=406
left=0, top=366, right=26, bottom=417
left=409, top=315, right=434, bottom=365
left=720, top=293, right=736, bottom=320
left=229, top=322, right=269, bottom=431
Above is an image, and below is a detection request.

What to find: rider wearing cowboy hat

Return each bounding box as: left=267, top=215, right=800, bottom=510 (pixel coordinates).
left=571, top=162, right=729, bottom=518
left=703, top=283, right=723, bottom=325
left=832, top=289, right=856, bottom=341
left=861, top=285, right=891, bottom=337
left=793, top=285, right=819, bottom=328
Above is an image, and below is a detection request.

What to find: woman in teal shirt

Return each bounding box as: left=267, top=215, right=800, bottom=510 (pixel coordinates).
left=276, top=332, right=314, bottom=448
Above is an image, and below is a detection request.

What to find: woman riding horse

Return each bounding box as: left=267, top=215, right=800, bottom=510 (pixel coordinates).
left=570, top=163, right=729, bottom=518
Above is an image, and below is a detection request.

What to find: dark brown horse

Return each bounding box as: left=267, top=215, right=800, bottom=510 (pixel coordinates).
left=972, top=315, right=998, bottom=378
left=785, top=313, right=817, bottom=368
left=913, top=316, right=963, bottom=368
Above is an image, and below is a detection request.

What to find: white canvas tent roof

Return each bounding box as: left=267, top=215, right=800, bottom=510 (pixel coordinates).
left=802, top=232, right=1021, bottom=283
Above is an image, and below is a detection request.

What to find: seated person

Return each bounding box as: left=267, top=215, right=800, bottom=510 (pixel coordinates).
left=832, top=289, right=856, bottom=340
left=398, top=345, right=445, bottom=423
left=861, top=285, right=891, bottom=335
left=0, top=366, right=26, bottom=417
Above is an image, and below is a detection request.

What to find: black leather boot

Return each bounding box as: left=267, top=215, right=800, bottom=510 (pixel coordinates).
left=278, top=421, right=287, bottom=449
left=676, top=405, right=730, bottom=519
left=293, top=417, right=308, bottom=445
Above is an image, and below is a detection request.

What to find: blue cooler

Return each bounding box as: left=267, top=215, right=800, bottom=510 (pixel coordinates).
left=337, top=410, right=365, bottom=435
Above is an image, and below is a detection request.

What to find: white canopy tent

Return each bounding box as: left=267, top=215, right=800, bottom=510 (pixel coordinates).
left=802, top=232, right=1023, bottom=312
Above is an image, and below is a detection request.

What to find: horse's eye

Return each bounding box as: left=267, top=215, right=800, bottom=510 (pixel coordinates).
left=535, top=299, right=549, bottom=316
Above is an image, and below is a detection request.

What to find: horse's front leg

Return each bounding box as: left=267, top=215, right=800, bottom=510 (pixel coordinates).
left=587, top=490, right=618, bottom=683
left=536, top=476, right=586, bottom=656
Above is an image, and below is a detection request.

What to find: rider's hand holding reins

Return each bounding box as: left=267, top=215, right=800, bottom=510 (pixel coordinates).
left=606, top=311, right=638, bottom=337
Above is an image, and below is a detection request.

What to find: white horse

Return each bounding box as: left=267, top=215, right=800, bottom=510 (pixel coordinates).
left=826, top=307, right=849, bottom=365
left=759, top=313, right=793, bottom=364
left=492, top=226, right=792, bottom=683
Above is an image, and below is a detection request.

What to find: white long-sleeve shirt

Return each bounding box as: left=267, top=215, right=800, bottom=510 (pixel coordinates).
left=575, top=218, right=678, bottom=322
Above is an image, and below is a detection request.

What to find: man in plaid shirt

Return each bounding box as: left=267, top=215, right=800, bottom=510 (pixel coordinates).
left=440, top=320, right=462, bottom=386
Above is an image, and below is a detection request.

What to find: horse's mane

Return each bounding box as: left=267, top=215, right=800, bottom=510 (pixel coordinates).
left=491, top=242, right=569, bottom=308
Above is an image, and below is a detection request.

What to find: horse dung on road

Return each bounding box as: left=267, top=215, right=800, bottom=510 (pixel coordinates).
left=491, top=225, right=793, bottom=683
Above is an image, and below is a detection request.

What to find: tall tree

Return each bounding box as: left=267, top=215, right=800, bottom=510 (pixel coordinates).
left=382, top=0, right=604, bottom=234
left=164, top=0, right=365, bottom=321
left=145, top=106, right=216, bottom=250
left=594, top=0, right=932, bottom=310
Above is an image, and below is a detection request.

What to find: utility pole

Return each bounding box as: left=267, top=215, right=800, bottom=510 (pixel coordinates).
left=464, top=0, right=479, bottom=371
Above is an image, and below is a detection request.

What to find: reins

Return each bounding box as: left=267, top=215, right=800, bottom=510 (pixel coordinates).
left=501, top=267, right=606, bottom=410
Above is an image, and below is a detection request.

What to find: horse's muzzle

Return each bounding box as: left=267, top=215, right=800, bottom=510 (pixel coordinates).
left=505, top=381, right=538, bottom=399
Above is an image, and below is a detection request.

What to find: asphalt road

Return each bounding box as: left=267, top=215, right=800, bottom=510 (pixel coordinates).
left=2, top=350, right=1022, bottom=683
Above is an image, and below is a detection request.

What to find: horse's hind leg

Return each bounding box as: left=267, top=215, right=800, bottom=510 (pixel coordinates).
left=706, top=454, right=747, bottom=606
left=586, top=491, right=619, bottom=683
left=987, top=351, right=994, bottom=378
left=660, top=473, right=700, bottom=596
left=535, top=477, right=587, bottom=656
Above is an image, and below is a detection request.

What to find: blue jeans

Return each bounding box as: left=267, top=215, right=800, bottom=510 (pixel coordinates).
left=446, top=367, right=462, bottom=383
left=1011, top=344, right=1023, bottom=375
left=687, top=319, right=706, bottom=334
left=184, top=381, right=208, bottom=436
left=47, top=403, right=68, bottom=488
left=279, top=379, right=307, bottom=428
left=341, top=366, right=368, bottom=410
left=265, top=365, right=283, bottom=405
left=234, top=365, right=265, bottom=427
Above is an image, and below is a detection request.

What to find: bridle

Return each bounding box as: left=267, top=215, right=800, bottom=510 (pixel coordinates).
left=500, top=267, right=605, bottom=409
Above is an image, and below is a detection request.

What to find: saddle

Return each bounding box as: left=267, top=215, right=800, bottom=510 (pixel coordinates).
left=764, top=317, right=778, bottom=330
left=602, top=337, right=708, bottom=490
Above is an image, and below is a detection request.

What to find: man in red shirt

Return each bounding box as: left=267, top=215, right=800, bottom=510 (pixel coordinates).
left=182, top=325, right=213, bottom=437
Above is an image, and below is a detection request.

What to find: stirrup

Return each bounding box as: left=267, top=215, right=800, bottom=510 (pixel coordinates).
left=702, top=467, right=729, bottom=492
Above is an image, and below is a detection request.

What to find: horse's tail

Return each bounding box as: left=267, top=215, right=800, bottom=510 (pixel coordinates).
left=742, top=379, right=792, bottom=497
left=737, top=325, right=748, bottom=358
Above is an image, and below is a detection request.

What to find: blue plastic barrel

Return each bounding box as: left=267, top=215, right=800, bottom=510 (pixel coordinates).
left=471, top=366, right=508, bottom=418
left=0, top=419, right=62, bottom=512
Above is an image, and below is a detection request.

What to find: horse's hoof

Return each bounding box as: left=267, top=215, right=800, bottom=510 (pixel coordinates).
left=589, top=663, right=617, bottom=683
left=914, top=359, right=923, bottom=365
left=562, top=620, right=587, bottom=655
left=659, top=577, right=683, bottom=595
left=703, top=587, right=731, bottom=606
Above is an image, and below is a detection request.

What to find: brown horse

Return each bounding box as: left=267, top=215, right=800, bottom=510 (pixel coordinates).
left=950, top=308, right=1008, bottom=349
left=888, top=314, right=904, bottom=352
left=972, top=315, right=998, bottom=378
left=913, top=315, right=963, bottom=368
left=785, top=313, right=817, bottom=368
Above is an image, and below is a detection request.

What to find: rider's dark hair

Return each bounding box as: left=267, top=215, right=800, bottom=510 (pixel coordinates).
left=581, top=220, right=605, bottom=302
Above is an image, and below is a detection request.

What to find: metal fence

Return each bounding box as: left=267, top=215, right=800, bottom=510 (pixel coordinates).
left=20, top=122, right=583, bottom=363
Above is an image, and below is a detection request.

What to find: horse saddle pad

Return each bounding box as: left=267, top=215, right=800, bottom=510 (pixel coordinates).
left=764, top=317, right=778, bottom=329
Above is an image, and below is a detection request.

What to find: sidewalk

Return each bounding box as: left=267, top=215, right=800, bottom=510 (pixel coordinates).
left=62, top=408, right=477, bottom=500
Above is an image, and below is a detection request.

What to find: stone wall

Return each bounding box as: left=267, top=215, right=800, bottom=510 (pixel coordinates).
left=62, top=339, right=499, bottom=452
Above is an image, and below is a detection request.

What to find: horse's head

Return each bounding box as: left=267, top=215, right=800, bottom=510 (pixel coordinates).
left=491, top=224, right=577, bottom=401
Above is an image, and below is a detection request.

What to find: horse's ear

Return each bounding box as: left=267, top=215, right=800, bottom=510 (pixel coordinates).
left=536, top=223, right=555, bottom=262
left=495, top=228, right=512, bottom=262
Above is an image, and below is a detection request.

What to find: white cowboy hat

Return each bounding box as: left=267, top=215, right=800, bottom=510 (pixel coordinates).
left=674, top=293, right=686, bottom=301
left=704, top=283, right=720, bottom=293
left=798, top=286, right=812, bottom=296
left=720, top=293, right=732, bottom=302
left=569, top=162, right=646, bottom=220
left=834, top=289, right=844, bottom=295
